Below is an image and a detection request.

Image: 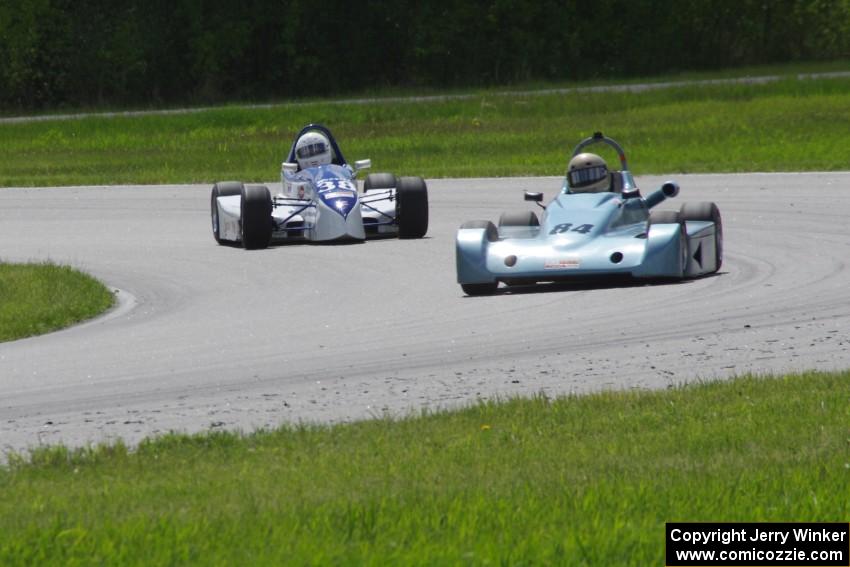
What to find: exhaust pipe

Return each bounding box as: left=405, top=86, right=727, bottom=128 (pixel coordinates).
left=644, top=181, right=679, bottom=209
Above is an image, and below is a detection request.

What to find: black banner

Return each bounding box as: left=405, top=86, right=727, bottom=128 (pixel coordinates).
left=666, top=523, right=849, bottom=566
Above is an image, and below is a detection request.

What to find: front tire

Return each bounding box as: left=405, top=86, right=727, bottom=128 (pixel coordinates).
left=241, top=185, right=273, bottom=249
left=396, top=176, right=429, bottom=238
left=461, top=283, right=498, bottom=296
left=363, top=173, right=397, bottom=193
left=499, top=210, right=540, bottom=227
left=211, top=181, right=243, bottom=244
left=459, top=219, right=499, bottom=241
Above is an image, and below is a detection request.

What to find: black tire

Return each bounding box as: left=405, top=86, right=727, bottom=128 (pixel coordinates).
left=461, top=283, right=498, bottom=296
left=498, top=210, right=540, bottom=227
left=363, top=173, right=397, bottom=193
left=679, top=201, right=723, bottom=270
left=240, top=185, right=273, bottom=249
left=648, top=209, right=680, bottom=225
left=210, top=181, right=243, bottom=244
left=459, top=220, right=499, bottom=242
left=396, top=176, right=429, bottom=238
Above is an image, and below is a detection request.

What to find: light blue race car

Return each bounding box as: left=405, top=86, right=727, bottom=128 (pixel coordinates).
left=455, top=132, right=723, bottom=295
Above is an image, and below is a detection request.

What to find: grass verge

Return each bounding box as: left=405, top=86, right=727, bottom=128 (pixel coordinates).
left=1, top=64, right=850, bottom=186
left=2, top=371, right=849, bottom=565
left=0, top=262, right=114, bottom=342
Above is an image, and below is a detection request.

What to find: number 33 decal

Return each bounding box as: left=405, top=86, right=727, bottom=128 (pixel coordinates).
left=549, top=223, right=594, bottom=235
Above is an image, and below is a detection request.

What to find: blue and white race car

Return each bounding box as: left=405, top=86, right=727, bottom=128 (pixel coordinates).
left=211, top=124, right=428, bottom=248
left=455, top=132, right=723, bottom=295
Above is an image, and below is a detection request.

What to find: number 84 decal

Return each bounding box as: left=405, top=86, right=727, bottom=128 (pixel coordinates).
left=549, top=223, right=594, bottom=235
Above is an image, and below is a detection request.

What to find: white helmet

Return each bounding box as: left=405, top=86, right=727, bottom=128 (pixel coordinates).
left=294, top=131, right=332, bottom=169
left=568, top=153, right=609, bottom=193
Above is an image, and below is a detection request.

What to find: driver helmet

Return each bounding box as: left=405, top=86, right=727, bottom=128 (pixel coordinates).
left=294, top=131, right=332, bottom=169
left=568, top=153, right=609, bottom=193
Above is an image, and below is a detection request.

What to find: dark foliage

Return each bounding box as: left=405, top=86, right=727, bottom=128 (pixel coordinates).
left=1, top=0, right=848, bottom=110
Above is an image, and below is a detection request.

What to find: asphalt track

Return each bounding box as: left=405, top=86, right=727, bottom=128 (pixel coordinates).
left=2, top=173, right=850, bottom=454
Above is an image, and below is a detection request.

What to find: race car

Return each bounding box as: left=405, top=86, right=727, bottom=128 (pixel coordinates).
left=455, top=132, right=723, bottom=295
left=211, top=124, right=428, bottom=248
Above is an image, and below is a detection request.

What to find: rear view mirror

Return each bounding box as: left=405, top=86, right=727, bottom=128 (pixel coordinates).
left=524, top=191, right=545, bottom=209
left=354, top=159, right=372, bottom=171
left=282, top=162, right=298, bottom=174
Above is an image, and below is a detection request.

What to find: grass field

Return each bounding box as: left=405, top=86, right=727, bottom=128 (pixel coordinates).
left=1, top=67, right=850, bottom=187
left=0, top=262, right=114, bottom=342
left=2, top=372, right=849, bottom=565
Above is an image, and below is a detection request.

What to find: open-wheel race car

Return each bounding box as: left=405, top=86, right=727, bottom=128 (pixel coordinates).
left=455, top=132, right=723, bottom=295
left=211, top=124, right=428, bottom=248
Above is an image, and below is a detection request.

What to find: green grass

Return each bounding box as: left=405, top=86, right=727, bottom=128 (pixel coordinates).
left=5, top=59, right=849, bottom=116
left=0, top=262, right=114, bottom=342
left=2, top=371, right=849, bottom=565
left=2, top=65, right=850, bottom=187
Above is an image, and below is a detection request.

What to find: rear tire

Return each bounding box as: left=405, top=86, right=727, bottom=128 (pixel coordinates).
left=241, top=185, right=273, bottom=249
left=363, top=173, right=396, bottom=193
left=396, top=176, right=429, bottom=238
left=211, top=181, right=243, bottom=244
left=498, top=210, right=540, bottom=227
left=679, top=201, right=723, bottom=270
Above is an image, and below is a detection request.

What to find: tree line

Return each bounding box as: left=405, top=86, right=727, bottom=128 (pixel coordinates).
left=1, top=0, right=848, bottom=111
